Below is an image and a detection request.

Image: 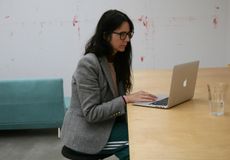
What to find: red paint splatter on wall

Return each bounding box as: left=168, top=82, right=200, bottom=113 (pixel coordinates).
left=140, top=56, right=144, bottom=62
left=72, top=16, right=78, bottom=26
left=212, top=16, right=218, bottom=29
left=72, top=15, right=80, bottom=37
left=138, top=16, right=149, bottom=29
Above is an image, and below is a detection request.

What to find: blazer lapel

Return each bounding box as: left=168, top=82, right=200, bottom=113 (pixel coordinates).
left=98, top=57, right=117, bottom=97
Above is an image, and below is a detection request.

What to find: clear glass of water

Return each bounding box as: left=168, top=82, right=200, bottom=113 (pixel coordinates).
left=207, top=82, right=227, bottom=116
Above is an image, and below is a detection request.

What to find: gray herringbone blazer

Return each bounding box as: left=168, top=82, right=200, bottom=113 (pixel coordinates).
left=61, top=53, right=127, bottom=154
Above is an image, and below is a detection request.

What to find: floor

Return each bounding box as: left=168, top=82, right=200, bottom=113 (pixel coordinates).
left=0, top=129, right=118, bottom=160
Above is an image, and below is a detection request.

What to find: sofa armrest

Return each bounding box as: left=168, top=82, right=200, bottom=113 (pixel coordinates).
left=64, top=96, right=71, bottom=111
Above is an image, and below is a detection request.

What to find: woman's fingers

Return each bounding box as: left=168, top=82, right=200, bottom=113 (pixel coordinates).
left=126, top=91, right=158, bottom=103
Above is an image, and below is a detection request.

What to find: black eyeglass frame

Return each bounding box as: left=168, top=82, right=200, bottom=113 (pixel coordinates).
left=112, top=31, right=134, bottom=40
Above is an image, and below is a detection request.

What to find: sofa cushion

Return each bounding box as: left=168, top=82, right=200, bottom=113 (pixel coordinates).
left=0, top=78, right=65, bottom=130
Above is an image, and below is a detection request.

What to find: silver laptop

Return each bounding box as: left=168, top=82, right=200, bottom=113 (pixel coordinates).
left=133, top=61, right=199, bottom=109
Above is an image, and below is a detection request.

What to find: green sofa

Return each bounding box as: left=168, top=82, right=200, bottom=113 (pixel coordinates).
left=0, top=78, right=66, bottom=137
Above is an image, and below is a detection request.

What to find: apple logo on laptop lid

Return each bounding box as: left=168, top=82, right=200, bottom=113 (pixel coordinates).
left=183, top=79, right=188, bottom=87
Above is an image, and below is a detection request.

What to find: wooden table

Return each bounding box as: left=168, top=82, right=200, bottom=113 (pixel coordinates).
left=127, top=67, right=230, bottom=160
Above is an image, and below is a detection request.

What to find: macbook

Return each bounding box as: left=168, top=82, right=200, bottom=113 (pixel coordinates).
left=133, top=61, right=199, bottom=109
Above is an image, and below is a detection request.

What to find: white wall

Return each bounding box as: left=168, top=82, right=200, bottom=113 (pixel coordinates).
left=0, top=0, right=229, bottom=96
left=227, top=0, right=230, bottom=63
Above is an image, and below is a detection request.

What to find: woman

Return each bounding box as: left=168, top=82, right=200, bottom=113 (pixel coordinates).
left=61, top=9, right=156, bottom=160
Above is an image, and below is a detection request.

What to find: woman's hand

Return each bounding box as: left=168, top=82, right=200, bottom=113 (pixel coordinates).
left=124, top=91, right=157, bottom=103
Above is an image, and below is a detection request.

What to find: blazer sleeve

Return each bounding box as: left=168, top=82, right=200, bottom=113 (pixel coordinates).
left=74, top=54, right=126, bottom=123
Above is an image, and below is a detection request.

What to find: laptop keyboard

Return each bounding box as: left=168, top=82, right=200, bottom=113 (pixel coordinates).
left=150, top=97, right=168, bottom=106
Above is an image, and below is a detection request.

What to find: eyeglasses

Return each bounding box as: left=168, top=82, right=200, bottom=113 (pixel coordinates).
left=112, top=31, right=134, bottom=40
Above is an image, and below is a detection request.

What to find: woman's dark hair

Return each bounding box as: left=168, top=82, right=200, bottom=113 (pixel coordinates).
left=85, top=9, right=134, bottom=93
